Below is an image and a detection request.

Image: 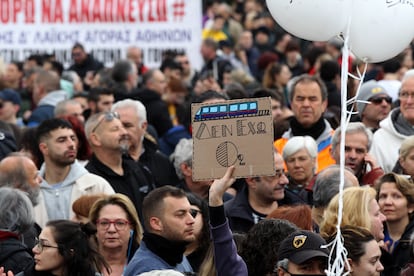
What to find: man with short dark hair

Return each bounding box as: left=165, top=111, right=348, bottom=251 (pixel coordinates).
left=224, top=151, right=289, bottom=233
left=68, top=42, right=104, bottom=87
left=276, top=230, right=329, bottom=275
left=124, top=185, right=195, bottom=275
left=34, top=118, right=114, bottom=227
left=274, top=74, right=335, bottom=172
left=83, top=87, right=115, bottom=121
left=111, top=59, right=139, bottom=97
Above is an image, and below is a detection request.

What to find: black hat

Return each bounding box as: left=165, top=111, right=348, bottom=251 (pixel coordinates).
left=278, top=230, right=329, bottom=264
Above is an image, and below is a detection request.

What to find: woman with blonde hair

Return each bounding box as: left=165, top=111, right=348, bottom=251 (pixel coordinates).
left=393, top=136, right=414, bottom=179
left=319, top=186, right=386, bottom=243
left=89, top=193, right=143, bottom=276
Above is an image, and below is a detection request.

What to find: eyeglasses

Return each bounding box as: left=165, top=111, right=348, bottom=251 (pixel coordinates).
left=0, top=102, right=3, bottom=109
left=369, top=97, right=392, bottom=104
left=92, top=111, right=120, bottom=133
left=34, top=237, right=59, bottom=252
left=190, top=209, right=202, bottom=218
left=96, top=219, right=130, bottom=231
left=399, top=91, right=414, bottom=100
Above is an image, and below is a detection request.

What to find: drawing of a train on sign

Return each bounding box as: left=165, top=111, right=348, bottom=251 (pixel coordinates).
left=194, top=101, right=269, bottom=121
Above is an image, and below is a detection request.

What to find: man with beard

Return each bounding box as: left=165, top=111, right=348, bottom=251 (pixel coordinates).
left=125, top=185, right=195, bottom=275
left=0, top=153, right=43, bottom=249
left=85, top=111, right=154, bottom=221
left=224, top=151, right=289, bottom=233
left=0, top=153, right=42, bottom=206
left=112, top=99, right=179, bottom=188
left=34, top=118, right=114, bottom=228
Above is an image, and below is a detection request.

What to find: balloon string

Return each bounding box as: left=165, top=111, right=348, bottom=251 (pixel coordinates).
left=326, top=17, right=353, bottom=275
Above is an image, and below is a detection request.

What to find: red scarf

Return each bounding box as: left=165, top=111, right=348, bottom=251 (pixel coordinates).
left=0, top=230, right=19, bottom=241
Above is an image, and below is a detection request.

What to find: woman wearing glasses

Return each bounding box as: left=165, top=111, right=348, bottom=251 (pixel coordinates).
left=89, top=194, right=143, bottom=276
left=31, top=220, right=108, bottom=276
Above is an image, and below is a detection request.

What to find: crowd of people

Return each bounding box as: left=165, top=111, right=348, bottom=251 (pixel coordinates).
left=1, top=0, right=414, bottom=275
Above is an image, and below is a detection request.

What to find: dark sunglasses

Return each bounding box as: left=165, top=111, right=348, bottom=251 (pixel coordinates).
left=92, top=111, right=120, bottom=133
left=369, top=97, right=392, bottom=105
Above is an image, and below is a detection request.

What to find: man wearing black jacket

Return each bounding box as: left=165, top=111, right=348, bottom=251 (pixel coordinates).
left=85, top=111, right=154, bottom=221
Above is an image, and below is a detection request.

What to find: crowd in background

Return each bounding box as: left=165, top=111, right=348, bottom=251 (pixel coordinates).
left=1, top=0, right=414, bottom=275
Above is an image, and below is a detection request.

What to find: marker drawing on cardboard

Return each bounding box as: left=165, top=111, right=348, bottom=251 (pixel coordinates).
left=192, top=97, right=276, bottom=180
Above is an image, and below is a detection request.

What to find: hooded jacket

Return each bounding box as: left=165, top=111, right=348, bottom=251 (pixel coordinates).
left=0, top=233, right=33, bottom=275
left=34, top=160, right=114, bottom=228
left=27, top=90, right=68, bottom=127
left=370, top=108, right=414, bottom=173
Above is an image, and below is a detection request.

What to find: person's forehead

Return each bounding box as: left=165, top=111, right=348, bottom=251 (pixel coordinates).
left=98, top=94, right=114, bottom=102
left=116, top=107, right=139, bottom=121
left=345, top=132, right=368, bottom=144
left=294, top=81, right=322, bottom=96
left=50, top=127, right=75, bottom=138
left=164, top=196, right=190, bottom=209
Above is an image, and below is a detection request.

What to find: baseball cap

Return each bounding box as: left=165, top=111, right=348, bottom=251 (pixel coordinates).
left=0, top=89, right=21, bottom=106
left=356, top=80, right=389, bottom=116
left=278, top=230, right=329, bottom=264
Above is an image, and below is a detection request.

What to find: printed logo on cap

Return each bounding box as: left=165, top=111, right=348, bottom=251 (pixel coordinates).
left=293, top=235, right=307, bottom=248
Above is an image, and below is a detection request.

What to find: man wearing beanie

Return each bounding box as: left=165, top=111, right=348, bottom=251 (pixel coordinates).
left=356, top=80, right=392, bottom=132
left=370, top=71, right=414, bottom=172
left=275, top=230, right=329, bottom=275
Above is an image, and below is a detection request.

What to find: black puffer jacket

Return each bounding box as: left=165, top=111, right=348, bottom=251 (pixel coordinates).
left=381, top=219, right=414, bottom=276
left=0, top=237, right=34, bottom=275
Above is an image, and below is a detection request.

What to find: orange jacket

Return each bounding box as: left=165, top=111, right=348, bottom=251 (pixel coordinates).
left=274, top=135, right=335, bottom=173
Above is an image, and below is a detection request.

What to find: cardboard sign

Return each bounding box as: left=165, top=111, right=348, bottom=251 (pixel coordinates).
left=192, top=97, right=276, bottom=180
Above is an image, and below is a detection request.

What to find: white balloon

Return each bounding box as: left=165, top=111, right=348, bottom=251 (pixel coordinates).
left=348, top=0, right=414, bottom=63
left=266, top=0, right=350, bottom=42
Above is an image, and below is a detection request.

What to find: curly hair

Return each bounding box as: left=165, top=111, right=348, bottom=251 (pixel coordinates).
left=239, top=219, right=298, bottom=276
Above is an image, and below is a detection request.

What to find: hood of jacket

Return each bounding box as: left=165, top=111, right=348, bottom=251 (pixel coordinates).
left=379, top=108, right=411, bottom=139
left=38, top=90, right=68, bottom=107
left=39, top=160, right=88, bottom=188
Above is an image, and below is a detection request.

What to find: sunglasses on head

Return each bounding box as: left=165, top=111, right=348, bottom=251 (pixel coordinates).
left=92, top=111, right=120, bottom=133
left=369, top=96, right=392, bottom=104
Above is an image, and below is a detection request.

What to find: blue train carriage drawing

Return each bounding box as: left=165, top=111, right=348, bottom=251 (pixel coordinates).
left=194, top=100, right=269, bottom=121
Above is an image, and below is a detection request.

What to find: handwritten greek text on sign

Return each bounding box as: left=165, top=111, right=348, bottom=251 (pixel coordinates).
left=191, top=97, right=275, bottom=181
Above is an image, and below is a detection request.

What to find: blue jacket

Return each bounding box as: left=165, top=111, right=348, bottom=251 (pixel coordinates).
left=124, top=240, right=193, bottom=276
